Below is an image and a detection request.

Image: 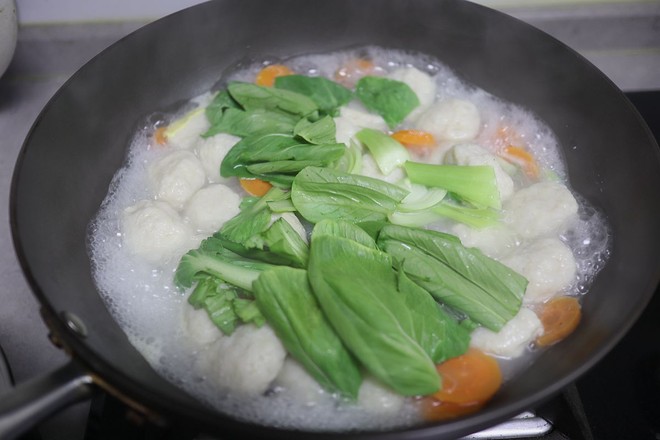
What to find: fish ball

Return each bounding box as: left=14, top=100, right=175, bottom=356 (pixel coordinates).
left=470, top=308, right=543, bottom=358
left=504, top=181, right=578, bottom=239
left=502, top=238, right=577, bottom=303
left=121, top=200, right=193, bottom=265
left=196, top=133, right=241, bottom=183
left=148, top=150, right=206, bottom=208
left=184, top=184, right=241, bottom=234
left=414, top=98, right=481, bottom=141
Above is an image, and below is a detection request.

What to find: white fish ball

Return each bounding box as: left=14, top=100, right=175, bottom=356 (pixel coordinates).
left=184, top=184, right=241, bottom=234
left=504, top=181, right=578, bottom=239
left=470, top=307, right=543, bottom=358
left=148, top=150, right=206, bottom=208
left=502, top=238, right=577, bottom=303
left=121, top=200, right=193, bottom=265
left=196, top=133, right=241, bottom=183
left=414, top=98, right=481, bottom=141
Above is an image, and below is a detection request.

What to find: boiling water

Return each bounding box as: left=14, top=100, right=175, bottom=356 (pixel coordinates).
left=88, top=47, right=610, bottom=430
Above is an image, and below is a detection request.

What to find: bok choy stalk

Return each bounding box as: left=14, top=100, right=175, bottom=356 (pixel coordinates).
left=291, top=166, right=409, bottom=224
left=253, top=267, right=362, bottom=399
left=332, top=139, right=362, bottom=175
left=432, top=201, right=500, bottom=229
left=388, top=179, right=447, bottom=227
left=307, top=222, right=442, bottom=396
left=387, top=179, right=499, bottom=228
left=174, top=237, right=272, bottom=336
left=404, top=161, right=501, bottom=210
left=377, top=225, right=527, bottom=331
left=175, top=237, right=272, bottom=292
left=355, top=128, right=409, bottom=175
left=187, top=276, right=266, bottom=335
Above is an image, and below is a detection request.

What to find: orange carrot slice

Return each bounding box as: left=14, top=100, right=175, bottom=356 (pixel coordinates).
left=334, top=58, right=375, bottom=87
left=432, top=349, right=502, bottom=406
left=502, top=145, right=540, bottom=179
left=536, top=296, right=582, bottom=347
left=153, top=126, right=168, bottom=146
left=255, top=64, right=294, bottom=87
left=239, top=178, right=273, bottom=197
left=391, top=130, right=436, bottom=149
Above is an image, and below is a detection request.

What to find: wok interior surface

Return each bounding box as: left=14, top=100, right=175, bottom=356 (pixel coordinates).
left=10, top=0, right=660, bottom=438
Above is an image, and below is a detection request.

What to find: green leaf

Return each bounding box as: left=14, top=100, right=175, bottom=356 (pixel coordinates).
left=203, top=107, right=298, bottom=138
left=356, top=76, right=420, bottom=128
left=228, top=82, right=318, bottom=118
left=396, top=270, right=471, bottom=363
left=219, top=187, right=289, bottom=244
left=311, top=219, right=378, bottom=249
left=205, top=90, right=240, bottom=126
left=378, top=225, right=526, bottom=331
left=293, top=116, right=337, bottom=144
left=246, top=159, right=327, bottom=175
left=220, top=132, right=345, bottom=185
left=307, top=234, right=440, bottom=396
left=291, top=167, right=409, bottom=224
left=220, top=132, right=299, bottom=179
left=242, top=217, right=309, bottom=268
left=355, top=128, right=410, bottom=175
left=253, top=267, right=362, bottom=399
left=274, top=75, right=352, bottom=116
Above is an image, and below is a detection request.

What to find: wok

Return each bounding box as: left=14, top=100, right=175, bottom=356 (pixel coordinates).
left=5, top=0, right=660, bottom=438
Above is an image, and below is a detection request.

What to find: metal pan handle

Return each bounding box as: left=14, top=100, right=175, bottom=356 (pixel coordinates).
left=0, top=361, right=93, bottom=440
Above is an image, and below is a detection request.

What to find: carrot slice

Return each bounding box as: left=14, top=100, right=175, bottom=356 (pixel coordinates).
left=431, top=349, right=502, bottom=405
left=239, top=178, right=273, bottom=197
left=420, top=397, right=483, bottom=421
left=391, top=130, right=436, bottom=149
left=334, top=58, right=375, bottom=87
left=536, top=296, right=582, bottom=347
left=494, top=125, right=524, bottom=149
left=502, top=145, right=540, bottom=179
left=153, top=126, right=168, bottom=146
left=255, top=64, right=294, bottom=87
left=492, top=125, right=540, bottom=179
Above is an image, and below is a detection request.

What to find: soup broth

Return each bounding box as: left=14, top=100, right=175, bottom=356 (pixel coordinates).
left=88, top=47, right=610, bottom=430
